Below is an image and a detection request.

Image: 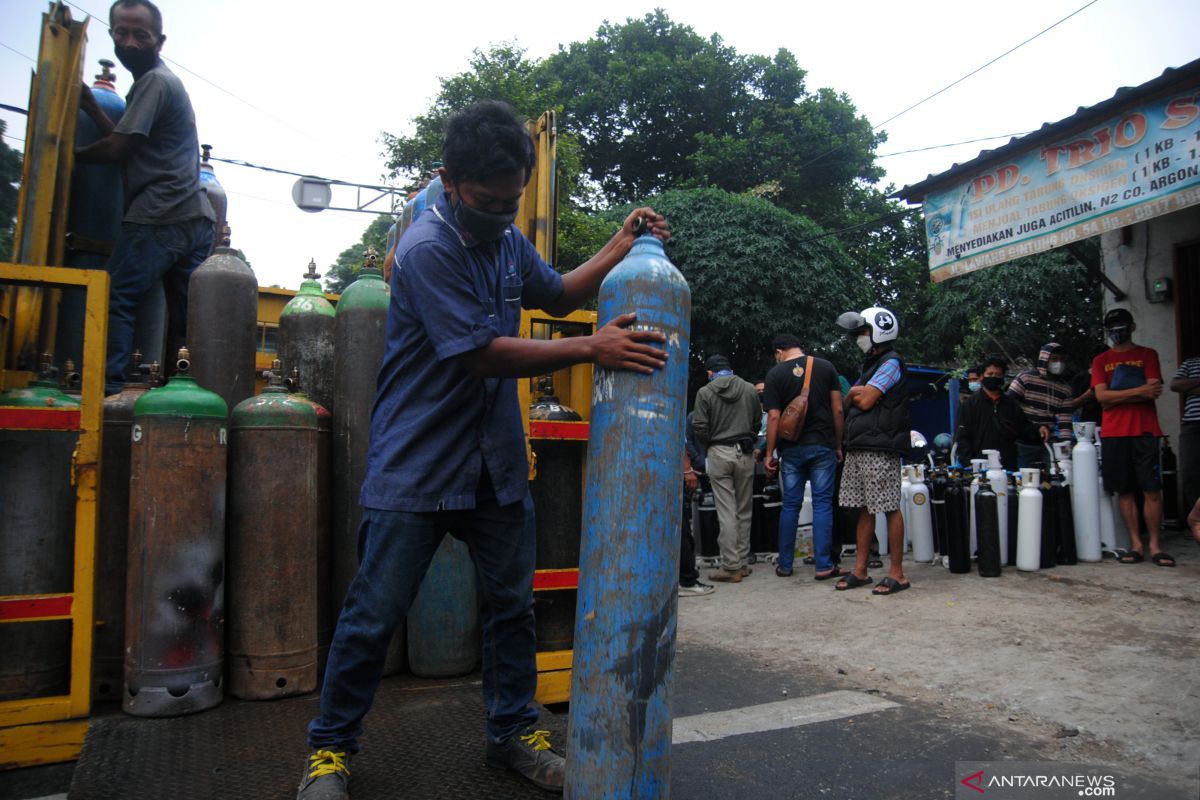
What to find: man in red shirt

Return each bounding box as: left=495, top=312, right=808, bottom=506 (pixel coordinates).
left=1091, top=308, right=1174, bottom=566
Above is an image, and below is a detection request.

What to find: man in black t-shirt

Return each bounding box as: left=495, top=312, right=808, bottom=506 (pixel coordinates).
left=762, top=334, right=844, bottom=579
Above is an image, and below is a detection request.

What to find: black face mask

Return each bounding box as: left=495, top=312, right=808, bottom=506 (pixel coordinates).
left=114, top=45, right=159, bottom=75
left=454, top=198, right=517, bottom=242
left=981, top=376, right=1004, bottom=392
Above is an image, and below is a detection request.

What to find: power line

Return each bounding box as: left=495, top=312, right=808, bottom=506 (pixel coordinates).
left=0, top=41, right=35, bottom=62
left=210, top=155, right=400, bottom=194
left=873, top=1, right=1100, bottom=132
left=63, top=1, right=330, bottom=148
left=795, top=0, right=1101, bottom=173
left=876, top=131, right=1036, bottom=159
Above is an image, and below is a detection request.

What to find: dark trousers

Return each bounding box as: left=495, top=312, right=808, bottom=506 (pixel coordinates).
left=104, top=218, right=213, bottom=392
left=1181, top=422, right=1200, bottom=519
left=680, top=491, right=699, bottom=586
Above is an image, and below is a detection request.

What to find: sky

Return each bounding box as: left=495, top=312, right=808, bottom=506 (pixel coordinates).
left=1, top=0, right=1197, bottom=291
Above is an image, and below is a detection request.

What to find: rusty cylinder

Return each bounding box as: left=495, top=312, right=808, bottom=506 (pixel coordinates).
left=0, top=358, right=79, bottom=702
left=292, top=388, right=334, bottom=676
left=279, top=260, right=336, bottom=413
left=93, top=355, right=157, bottom=703
left=125, top=349, right=228, bottom=717
left=186, top=228, right=258, bottom=413
left=227, top=363, right=319, bottom=699
left=330, top=249, right=406, bottom=673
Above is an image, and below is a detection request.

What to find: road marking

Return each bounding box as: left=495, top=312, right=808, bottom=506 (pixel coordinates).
left=673, top=690, right=900, bottom=744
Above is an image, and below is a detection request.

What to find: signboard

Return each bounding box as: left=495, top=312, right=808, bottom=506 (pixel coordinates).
left=923, top=85, right=1200, bottom=282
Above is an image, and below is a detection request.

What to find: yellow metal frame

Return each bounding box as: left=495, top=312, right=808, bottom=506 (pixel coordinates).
left=3, top=4, right=87, bottom=377
left=0, top=263, right=107, bottom=767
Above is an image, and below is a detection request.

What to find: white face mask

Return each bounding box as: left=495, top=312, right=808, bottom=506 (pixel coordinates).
left=1048, top=361, right=1065, bottom=376
left=856, top=334, right=873, bottom=354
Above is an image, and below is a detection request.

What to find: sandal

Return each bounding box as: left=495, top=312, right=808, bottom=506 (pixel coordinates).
left=872, top=576, right=910, bottom=596
left=1151, top=552, right=1176, bottom=567
left=835, top=573, right=873, bottom=591
left=868, top=555, right=884, bottom=569
left=1118, top=550, right=1144, bottom=564
left=774, top=566, right=793, bottom=577
left=814, top=568, right=846, bottom=581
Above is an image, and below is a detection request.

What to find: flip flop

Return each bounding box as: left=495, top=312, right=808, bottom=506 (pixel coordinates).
left=1118, top=550, right=1144, bottom=564
left=835, top=573, right=873, bottom=591
left=814, top=568, right=846, bottom=581
left=872, top=576, right=910, bottom=596
left=774, top=566, right=793, bottom=577
left=868, top=555, right=884, bottom=569
left=1151, top=552, right=1176, bottom=567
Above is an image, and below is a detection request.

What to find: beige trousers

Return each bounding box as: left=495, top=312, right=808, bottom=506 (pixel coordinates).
left=706, top=444, right=754, bottom=571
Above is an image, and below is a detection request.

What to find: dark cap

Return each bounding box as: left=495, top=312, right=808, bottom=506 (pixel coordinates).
left=1103, top=307, right=1133, bottom=328
left=705, top=354, right=731, bottom=372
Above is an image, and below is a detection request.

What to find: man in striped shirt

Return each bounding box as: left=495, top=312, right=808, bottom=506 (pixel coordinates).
left=1007, top=342, right=1074, bottom=469
left=1171, top=355, right=1200, bottom=522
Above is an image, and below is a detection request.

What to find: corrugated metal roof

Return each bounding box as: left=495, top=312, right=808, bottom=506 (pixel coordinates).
left=895, top=56, right=1200, bottom=202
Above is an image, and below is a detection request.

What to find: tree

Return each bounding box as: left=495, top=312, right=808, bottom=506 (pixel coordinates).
left=0, top=120, right=21, bottom=260
left=538, top=11, right=882, bottom=226
left=625, top=187, right=869, bottom=383
left=324, top=214, right=394, bottom=294
left=918, top=247, right=1103, bottom=373
left=380, top=43, right=560, bottom=189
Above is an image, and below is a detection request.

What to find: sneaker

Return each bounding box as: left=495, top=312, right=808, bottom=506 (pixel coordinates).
left=678, top=581, right=715, bottom=597
left=485, top=727, right=565, bottom=792
left=297, top=750, right=351, bottom=800
left=707, top=569, right=742, bottom=583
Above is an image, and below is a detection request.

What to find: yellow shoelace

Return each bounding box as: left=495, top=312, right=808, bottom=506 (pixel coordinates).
left=520, top=730, right=553, bottom=751
left=308, top=750, right=351, bottom=778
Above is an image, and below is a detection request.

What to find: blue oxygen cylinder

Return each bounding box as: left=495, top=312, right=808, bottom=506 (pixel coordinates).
left=58, top=61, right=128, bottom=369
left=567, top=232, right=689, bottom=800
left=407, top=535, right=479, bottom=677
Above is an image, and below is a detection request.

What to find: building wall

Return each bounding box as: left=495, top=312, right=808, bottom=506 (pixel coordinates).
left=1100, top=203, right=1200, bottom=456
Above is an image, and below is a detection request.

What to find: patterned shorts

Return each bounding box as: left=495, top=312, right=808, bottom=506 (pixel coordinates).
left=838, top=450, right=902, bottom=513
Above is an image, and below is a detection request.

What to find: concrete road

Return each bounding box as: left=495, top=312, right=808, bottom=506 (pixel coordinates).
left=673, top=530, right=1200, bottom=798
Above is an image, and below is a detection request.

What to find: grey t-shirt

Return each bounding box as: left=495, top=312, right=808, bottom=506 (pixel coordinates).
left=114, top=62, right=214, bottom=225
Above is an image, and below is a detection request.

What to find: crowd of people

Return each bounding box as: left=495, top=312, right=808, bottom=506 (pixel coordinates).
left=678, top=305, right=1200, bottom=605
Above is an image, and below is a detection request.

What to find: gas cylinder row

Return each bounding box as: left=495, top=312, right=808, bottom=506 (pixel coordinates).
left=88, top=244, right=477, bottom=718
left=906, top=422, right=1122, bottom=578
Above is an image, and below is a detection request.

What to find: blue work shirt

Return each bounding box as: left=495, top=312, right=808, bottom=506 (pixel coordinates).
left=360, top=193, right=565, bottom=512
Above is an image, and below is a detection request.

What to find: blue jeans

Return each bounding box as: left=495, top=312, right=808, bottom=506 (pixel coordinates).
left=307, top=495, right=539, bottom=753
left=777, top=444, right=838, bottom=573
left=104, top=219, right=213, bottom=392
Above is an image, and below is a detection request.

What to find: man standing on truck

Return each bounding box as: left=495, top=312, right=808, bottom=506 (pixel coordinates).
left=76, top=0, right=215, bottom=393
left=297, top=100, right=670, bottom=800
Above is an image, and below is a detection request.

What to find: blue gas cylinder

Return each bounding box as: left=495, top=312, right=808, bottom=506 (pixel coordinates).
left=406, top=535, right=480, bottom=677
left=566, top=231, right=690, bottom=799
left=58, top=61, right=129, bottom=370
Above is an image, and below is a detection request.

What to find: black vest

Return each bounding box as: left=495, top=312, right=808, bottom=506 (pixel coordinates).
left=845, top=347, right=910, bottom=454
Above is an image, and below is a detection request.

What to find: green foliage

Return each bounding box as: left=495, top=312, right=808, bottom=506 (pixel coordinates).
left=539, top=12, right=881, bottom=226
left=380, top=43, right=560, bottom=190
left=0, top=120, right=21, bottom=260
left=628, top=187, right=869, bottom=381
left=918, top=248, right=1103, bottom=373
left=324, top=214, right=394, bottom=294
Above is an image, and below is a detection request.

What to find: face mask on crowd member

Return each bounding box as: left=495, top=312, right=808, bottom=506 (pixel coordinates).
left=1047, top=358, right=1066, bottom=376
left=968, top=380, right=982, bottom=393
left=1106, top=325, right=1132, bottom=346
left=981, top=376, right=1004, bottom=392
left=980, top=357, right=1007, bottom=394
left=856, top=334, right=872, bottom=353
